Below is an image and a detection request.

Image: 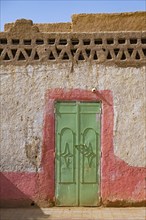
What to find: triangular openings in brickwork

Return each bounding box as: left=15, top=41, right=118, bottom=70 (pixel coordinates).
left=128, top=48, right=134, bottom=56
left=85, top=49, right=91, bottom=58
left=56, top=49, right=62, bottom=56
left=114, top=48, right=120, bottom=57
left=4, top=52, right=10, bottom=60
left=93, top=51, right=98, bottom=60
left=62, top=52, right=69, bottom=60
left=25, top=49, right=32, bottom=57
left=11, top=49, right=17, bottom=58
left=49, top=51, right=55, bottom=60
left=18, top=51, right=26, bottom=60
left=135, top=52, right=140, bottom=60
left=78, top=52, right=85, bottom=60
left=34, top=51, right=39, bottom=60
left=121, top=52, right=126, bottom=60
left=107, top=51, right=112, bottom=59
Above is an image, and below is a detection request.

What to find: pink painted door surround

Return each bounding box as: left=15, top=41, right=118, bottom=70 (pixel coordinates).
left=42, top=88, right=113, bottom=205
left=42, top=88, right=145, bottom=206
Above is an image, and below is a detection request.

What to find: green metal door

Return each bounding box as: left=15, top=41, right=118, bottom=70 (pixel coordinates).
left=55, top=102, right=101, bottom=206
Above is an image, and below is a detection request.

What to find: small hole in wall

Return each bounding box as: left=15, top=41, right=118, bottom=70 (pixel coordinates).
left=83, top=39, right=90, bottom=45
left=59, top=39, right=67, bottom=45
left=94, top=38, right=102, bottom=44
left=141, top=38, right=146, bottom=44
left=24, top=39, right=31, bottom=45
left=31, top=202, right=35, bottom=206
left=130, top=38, right=137, bottom=44
left=0, top=38, right=7, bottom=44
left=36, top=39, right=44, bottom=45
left=71, top=39, right=79, bottom=45
left=12, top=39, right=20, bottom=45
left=107, top=38, right=114, bottom=44
left=118, top=38, right=125, bottom=44
left=35, top=156, right=37, bottom=159
left=48, top=39, right=55, bottom=44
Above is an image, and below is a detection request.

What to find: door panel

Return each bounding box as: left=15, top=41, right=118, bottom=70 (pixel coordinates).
left=55, top=102, right=101, bottom=206
left=55, top=102, right=78, bottom=206
left=79, top=103, right=100, bottom=206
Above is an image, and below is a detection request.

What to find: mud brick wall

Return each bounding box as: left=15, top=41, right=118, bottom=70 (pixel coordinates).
left=0, top=12, right=146, bottom=207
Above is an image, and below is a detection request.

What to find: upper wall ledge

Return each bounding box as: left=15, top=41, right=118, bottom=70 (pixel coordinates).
left=4, top=12, right=146, bottom=32
left=0, top=12, right=146, bottom=66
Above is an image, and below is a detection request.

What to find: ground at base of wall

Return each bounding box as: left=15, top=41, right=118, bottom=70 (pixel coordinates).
left=0, top=207, right=145, bottom=220
left=1, top=199, right=146, bottom=208
left=102, top=200, right=146, bottom=207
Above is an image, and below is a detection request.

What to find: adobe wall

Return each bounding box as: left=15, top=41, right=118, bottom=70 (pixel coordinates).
left=4, top=12, right=146, bottom=32
left=0, top=12, right=146, bottom=207
left=72, top=12, right=146, bottom=32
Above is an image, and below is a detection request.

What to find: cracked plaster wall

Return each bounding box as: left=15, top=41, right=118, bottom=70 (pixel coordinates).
left=0, top=63, right=145, bottom=171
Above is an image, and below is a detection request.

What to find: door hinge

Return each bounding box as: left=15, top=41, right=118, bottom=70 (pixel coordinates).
left=53, top=152, right=55, bottom=158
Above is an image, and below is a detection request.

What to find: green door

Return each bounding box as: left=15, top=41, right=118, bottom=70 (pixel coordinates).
left=55, top=102, right=101, bottom=206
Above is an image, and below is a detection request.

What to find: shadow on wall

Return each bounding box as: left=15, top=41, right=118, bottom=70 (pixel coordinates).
left=0, top=173, right=49, bottom=219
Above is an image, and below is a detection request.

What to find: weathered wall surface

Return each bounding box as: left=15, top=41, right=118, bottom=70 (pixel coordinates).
left=72, top=12, right=146, bottom=32
left=4, top=11, right=146, bottom=32
left=0, top=63, right=145, bottom=207
left=5, top=22, right=71, bottom=32
left=0, top=13, right=146, bottom=207
left=1, top=63, right=145, bottom=171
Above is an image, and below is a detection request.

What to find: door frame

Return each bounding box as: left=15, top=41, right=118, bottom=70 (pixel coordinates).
left=55, top=101, right=101, bottom=206
left=42, top=89, right=113, bottom=206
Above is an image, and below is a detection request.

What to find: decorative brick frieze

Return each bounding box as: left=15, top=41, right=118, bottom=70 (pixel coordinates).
left=0, top=31, right=146, bottom=66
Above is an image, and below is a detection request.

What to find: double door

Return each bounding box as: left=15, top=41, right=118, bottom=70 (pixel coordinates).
left=55, top=102, right=101, bottom=206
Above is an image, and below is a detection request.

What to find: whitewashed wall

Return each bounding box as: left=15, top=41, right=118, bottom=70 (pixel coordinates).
left=0, top=63, right=145, bottom=171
